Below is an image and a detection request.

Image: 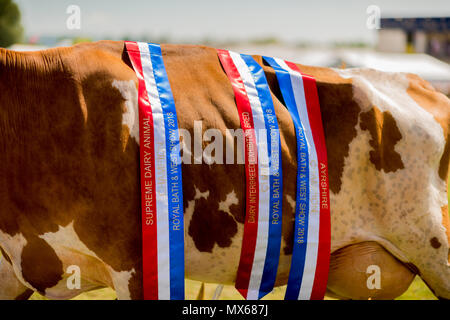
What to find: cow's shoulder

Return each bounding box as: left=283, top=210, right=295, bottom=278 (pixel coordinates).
left=406, top=73, right=449, bottom=182
left=406, top=73, right=450, bottom=135
left=322, top=68, right=447, bottom=178
left=61, top=41, right=134, bottom=81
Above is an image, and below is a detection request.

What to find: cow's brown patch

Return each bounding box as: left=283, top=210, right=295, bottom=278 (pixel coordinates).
left=430, top=237, right=442, bottom=249
left=300, top=66, right=362, bottom=194
left=183, top=163, right=241, bottom=253
left=188, top=196, right=239, bottom=252
left=406, top=73, right=450, bottom=181
left=15, top=289, right=34, bottom=300
left=359, top=107, right=405, bottom=173
left=182, top=161, right=242, bottom=252
left=128, top=268, right=143, bottom=300
left=439, top=138, right=450, bottom=182
left=319, top=82, right=363, bottom=193
left=21, top=236, right=64, bottom=291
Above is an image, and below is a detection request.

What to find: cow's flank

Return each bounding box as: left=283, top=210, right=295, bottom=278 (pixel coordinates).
left=0, top=42, right=449, bottom=299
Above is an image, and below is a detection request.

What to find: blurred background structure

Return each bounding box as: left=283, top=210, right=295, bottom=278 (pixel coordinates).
left=3, top=0, right=449, bottom=95
left=378, top=17, right=449, bottom=60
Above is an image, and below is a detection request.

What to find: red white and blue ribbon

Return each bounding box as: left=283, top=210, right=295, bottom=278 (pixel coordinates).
left=217, top=50, right=283, bottom=300
left=263, top=57, right=330, bottom=300
left=126, top=41, right=184, bottom=300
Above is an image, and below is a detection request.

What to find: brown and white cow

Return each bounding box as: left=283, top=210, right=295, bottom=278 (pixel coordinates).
left=0, top=41, right=448, bottom=300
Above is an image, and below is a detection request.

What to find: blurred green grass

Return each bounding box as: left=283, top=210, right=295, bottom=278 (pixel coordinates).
left=396, top=277, right=437, bottom=300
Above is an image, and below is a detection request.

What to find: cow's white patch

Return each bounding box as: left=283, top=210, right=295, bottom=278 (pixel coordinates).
left=194, top=186, right=210, bottom=200
left=0, top=230, right=35, bottom=290
left=184, top=199, right=196, bottom=221
left=108, top=268, right=136, bottom=300
left=0, top=231, right=27, bottom=273
left=43, top=274, right=102, bottom=300
left=40, top=222, right=101, bottom=259
left=184, top=186, right=210, bottom=224
left=218, top=190, right=238, bottom=219
left=112, top=79, right=139, bottom=144
left=0, top=252, right=31, bottom=300
left=39, top=222, right=135, bottom=300
left=332, top=68, right=449, bottom=298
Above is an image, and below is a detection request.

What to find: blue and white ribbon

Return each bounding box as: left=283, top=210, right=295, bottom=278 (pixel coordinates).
left=218, top=50, right=282, bottom=300
left=128, top=42, right=184, bottom=300
left=263, top=56, right=319, bottom=300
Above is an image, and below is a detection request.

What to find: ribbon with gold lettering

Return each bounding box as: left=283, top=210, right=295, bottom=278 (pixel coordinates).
left=218, top=50, right=282, bottom=300
left=264, top=56, right=330, bottom=300
left=126, top=41, right=184, bottom=300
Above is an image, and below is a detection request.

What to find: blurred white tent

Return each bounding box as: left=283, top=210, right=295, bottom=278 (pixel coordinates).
left=340, top=50, right=450, bottom=95
left=7, top=44, right=48, bottom=51
left=229, top=45, right=450, bottom=95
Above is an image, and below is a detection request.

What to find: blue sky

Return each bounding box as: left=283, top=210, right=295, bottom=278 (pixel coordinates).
left=15, top=0, right=450, bottom=44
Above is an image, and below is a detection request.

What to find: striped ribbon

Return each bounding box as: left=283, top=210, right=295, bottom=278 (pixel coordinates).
left=217, top=50, right=283, bottom=300
left=126, top=41, right=184, bottom=300
left=263, top=57, right=330, bottom=300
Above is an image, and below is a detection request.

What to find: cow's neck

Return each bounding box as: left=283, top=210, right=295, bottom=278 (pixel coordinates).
left=0, top=48, right=72, bottom=93
left=0, top=48, right=80, bottom=148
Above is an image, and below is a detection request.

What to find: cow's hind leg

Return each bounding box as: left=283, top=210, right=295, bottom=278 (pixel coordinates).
left=0, top=253, right=34, bottom=300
